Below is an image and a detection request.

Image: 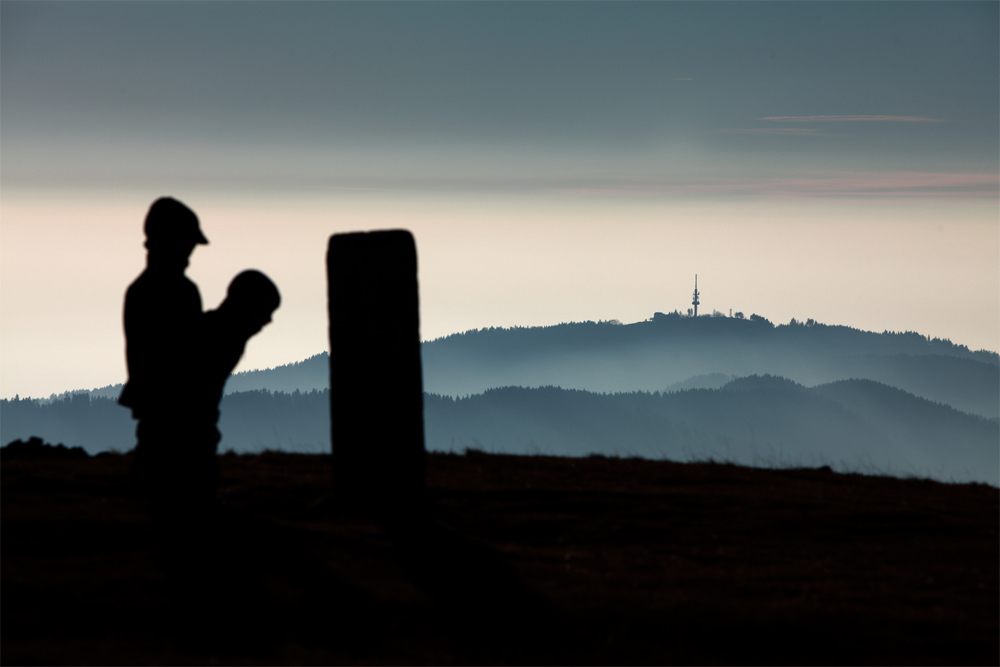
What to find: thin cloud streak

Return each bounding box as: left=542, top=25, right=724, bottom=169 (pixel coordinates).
left=720, top=128, right=823, bottom=136
left=760, top=115, right=947, bottom=123
left=558, top=171, right=999, bottom=199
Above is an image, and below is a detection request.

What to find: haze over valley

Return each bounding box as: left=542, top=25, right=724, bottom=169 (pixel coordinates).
left=5, top=314, right=997, bottom=486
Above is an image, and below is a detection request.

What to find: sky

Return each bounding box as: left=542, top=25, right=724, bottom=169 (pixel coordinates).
left=2, top=1, right=998, bottom=399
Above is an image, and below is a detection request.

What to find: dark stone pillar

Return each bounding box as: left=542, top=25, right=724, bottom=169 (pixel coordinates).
left=327, top=230, right=425, bottom=513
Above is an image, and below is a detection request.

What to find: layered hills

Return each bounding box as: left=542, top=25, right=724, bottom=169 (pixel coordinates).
left=420, top=315, right=998, bottom=418
left=3, top=376, right=996, bottom=485
left=217, top=315, right=998, bottom=418
left=3, top=315, right=996, bottom=485
left=424, top=377, right=998, bottom=484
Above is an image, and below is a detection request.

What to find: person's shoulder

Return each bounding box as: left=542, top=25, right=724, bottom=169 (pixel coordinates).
left=126, top=270, right=202, bottom=312
left=125, top=271, right=184, bottom=294
left=124, top=269, right=154, bottom=302
left=126, top=268, right=151, bottom=289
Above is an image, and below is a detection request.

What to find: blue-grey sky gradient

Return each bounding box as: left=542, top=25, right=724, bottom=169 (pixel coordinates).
left=3, top=2, right=997, bottom=192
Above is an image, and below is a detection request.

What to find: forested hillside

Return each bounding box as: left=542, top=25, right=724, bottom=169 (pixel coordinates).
left=225, top=354, right=330, bottom=395
left=4, top=377, right=996, bottom=485
left=0, top=390, right=330, bottom=455
left=424, top=378, right=998, bottom=484
left=421, top=315, right=999, bottom=417
left=201, top=316, right=998, bottom=418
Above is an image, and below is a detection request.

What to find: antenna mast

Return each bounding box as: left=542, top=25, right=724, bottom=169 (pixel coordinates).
left=692, top=274, right=700, bottom=317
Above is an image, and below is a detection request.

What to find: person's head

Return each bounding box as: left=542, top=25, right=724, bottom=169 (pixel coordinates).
left=143, top=197, right=208, bottom=267
left=224, top=270, right=281, bottom=335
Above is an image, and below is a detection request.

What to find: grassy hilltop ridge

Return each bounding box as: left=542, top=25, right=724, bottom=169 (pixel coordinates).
left=2, top=448, right=997, bottom=665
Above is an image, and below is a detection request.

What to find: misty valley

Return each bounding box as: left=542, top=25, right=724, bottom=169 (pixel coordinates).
left=3, top=315, right=998, bottom=486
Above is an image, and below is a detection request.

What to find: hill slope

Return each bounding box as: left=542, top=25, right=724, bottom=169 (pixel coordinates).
left=5, top=376, right=995, bottom=485
left=212, top=318, right=998, bottom=418
left=424, top=378, right=998, bottom=485
left=421, top=316, right=999, bottom=418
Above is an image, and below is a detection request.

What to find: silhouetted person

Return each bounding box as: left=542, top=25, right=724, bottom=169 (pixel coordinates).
left=192, top=270, right=281, bottom=427
left=120, top=197, right=211, bottom=519
left=120, top=202, right=283, bottom=646
left=178, top=270, right=280, bottom=643
left=122, top=203, right=281, bottom=520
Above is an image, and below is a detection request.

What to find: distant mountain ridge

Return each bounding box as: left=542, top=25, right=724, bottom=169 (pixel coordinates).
left=225, top=353, right=329, bottom=395
left=424, top=376, right=998, bottom=484
left=212, top=316, right=998, bottom=418
left=4, top=376, right=995, bottom=485
left=5, top=315, right=992, bottom=485
left=29, top=316, right=998, bottom=422
left=420, top=316, right=999, bottom=418
left=428, top=314, right=997, bottom=364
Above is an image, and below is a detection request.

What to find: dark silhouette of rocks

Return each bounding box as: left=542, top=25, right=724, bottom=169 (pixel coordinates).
left=1, top=436, right=88, bottom=461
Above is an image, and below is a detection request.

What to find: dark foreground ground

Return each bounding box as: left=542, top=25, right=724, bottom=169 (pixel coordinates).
left=2, top=450, right=997, bottom=665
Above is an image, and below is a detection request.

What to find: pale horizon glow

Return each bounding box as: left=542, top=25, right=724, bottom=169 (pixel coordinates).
left=1, top=187, right=996, bottom=399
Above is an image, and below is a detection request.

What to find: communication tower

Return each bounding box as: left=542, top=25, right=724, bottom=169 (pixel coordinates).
left=692, top=274, right=700, bottom=317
